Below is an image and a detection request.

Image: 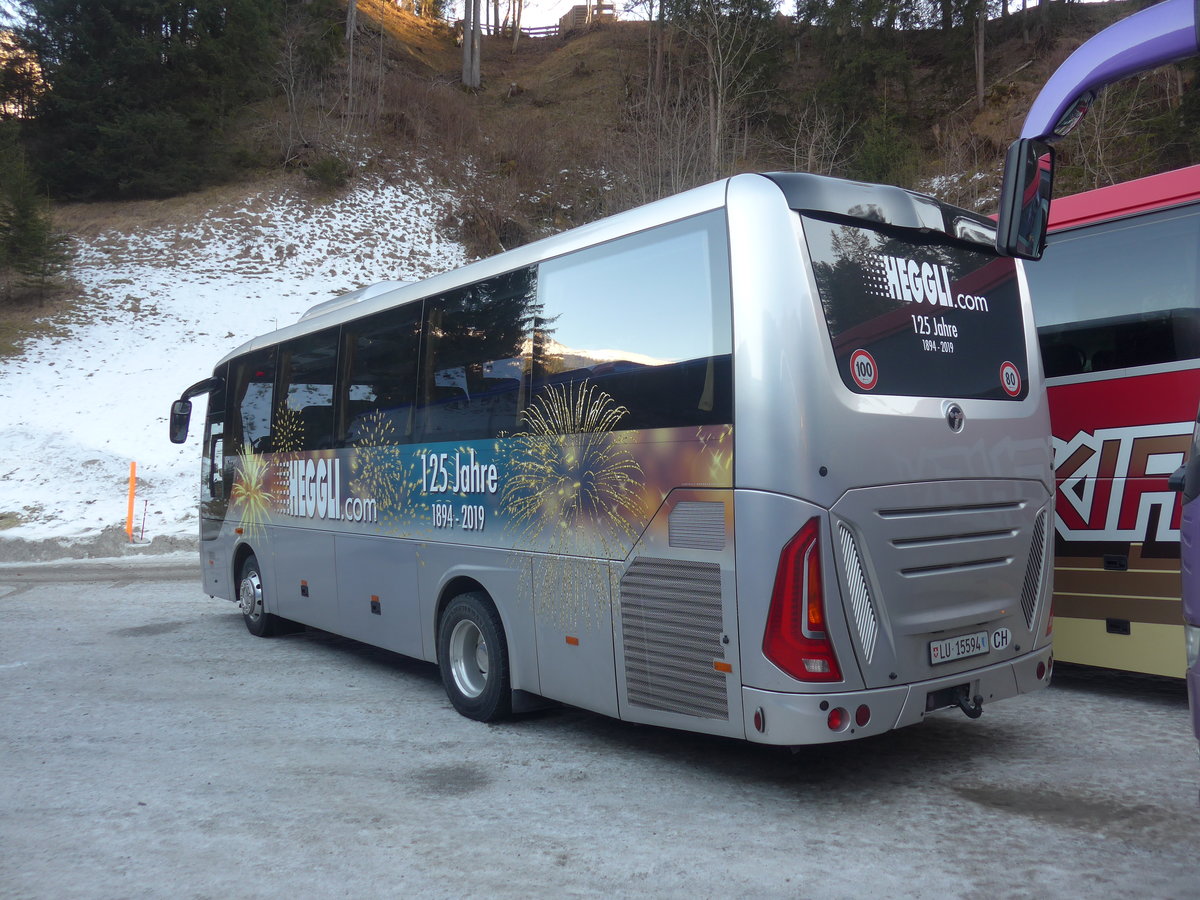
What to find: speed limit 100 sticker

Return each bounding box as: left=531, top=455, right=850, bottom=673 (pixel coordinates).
left=999, top=361, right=1022, bottom=397
left=850, top=349, right=878, bottom=390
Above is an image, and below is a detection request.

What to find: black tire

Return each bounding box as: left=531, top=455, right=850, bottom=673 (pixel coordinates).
left=437, top=592, right=512, bottom=722
left=237, top=554, right=286, bottom=638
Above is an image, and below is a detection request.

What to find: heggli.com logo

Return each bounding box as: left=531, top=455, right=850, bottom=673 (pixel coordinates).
left=867, top=254, right=990, bottom=312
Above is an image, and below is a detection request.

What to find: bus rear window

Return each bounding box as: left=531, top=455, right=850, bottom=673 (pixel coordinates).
left=803, top=216, right=1028, bottom=400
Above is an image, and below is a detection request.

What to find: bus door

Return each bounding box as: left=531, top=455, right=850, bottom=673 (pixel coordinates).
left=200, top=365, right=229, bottom=595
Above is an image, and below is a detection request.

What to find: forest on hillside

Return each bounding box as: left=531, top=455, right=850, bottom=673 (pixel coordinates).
left=0, top=0, right=1197, bottom=290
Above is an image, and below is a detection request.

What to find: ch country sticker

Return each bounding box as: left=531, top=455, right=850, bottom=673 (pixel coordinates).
left=1053, top=421, right=1190, bottom=542
left=850, top=349, right=878, bottom=390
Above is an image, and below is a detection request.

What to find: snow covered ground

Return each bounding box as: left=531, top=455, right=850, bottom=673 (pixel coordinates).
left=0, top=168, right=469, bottom=557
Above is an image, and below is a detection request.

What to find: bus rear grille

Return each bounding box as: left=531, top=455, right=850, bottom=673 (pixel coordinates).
left=838, top=524, right=879, bottom=663
left=1020, top=511, right=1048, bottom=629
left=620, top=557, right=728, bottom=720
left=668, top=501, right=726, bottom=551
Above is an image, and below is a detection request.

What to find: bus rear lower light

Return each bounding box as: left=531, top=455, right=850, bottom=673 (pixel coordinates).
left=762, top=517, right=842, bottom=683
left=855, top=705, right=871, bottom=727
left=827, top=707, right=848, bottom=731
left=753, top=707, right=765, bottom=733
left=1037, top=661, right=1046, bottom=680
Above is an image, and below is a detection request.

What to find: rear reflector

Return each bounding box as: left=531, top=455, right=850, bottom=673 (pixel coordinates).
left=762, top=517, right=842, bottom=682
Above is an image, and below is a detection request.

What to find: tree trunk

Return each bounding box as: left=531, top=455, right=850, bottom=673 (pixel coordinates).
left=471, top=0, right=483, bottom=88
left=975, top=1, right=986, bottom=110
left=462, top=0, right=477, bottom=87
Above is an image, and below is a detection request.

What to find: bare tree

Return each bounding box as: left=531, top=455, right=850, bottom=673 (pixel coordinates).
left=511, top=0, right=524, bottom=52
left=674, top=0, right=777, bottom=181
left=974, top=0, right=986, bottom=110
left=777, top=101, right=858, bottom=176
left=463, top=0, right=482, bottom=88
left=616, top=78, right=712, bottom=206
left=1072, top=73, right=1168, bottom=189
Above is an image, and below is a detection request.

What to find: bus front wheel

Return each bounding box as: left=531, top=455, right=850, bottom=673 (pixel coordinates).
left=238, top=554, right=286, bottom=638
left=438, top=592, right=512, bottom=722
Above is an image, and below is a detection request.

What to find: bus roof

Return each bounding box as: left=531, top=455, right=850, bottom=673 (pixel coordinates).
left=1047, top=164, right=1200, bottom=230
left=217, top=173, right=995, bottom=368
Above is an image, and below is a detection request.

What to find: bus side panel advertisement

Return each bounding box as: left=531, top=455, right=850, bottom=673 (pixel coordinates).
left=224, top=420, right=734, bottom=559
left=1048, top=367, right=1200, bottom=649
left=1050, top=368, right=1200, bottom=544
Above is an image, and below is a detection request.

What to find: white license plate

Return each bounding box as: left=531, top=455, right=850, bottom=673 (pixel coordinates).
left=929, top=630, right=989, bottom=665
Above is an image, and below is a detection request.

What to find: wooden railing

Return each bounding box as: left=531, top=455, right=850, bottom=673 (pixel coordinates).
left=519, top=24, right=559, bottom=38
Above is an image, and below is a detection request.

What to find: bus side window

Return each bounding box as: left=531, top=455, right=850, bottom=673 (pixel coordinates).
left=416, top=268, right=537, bottom=443
left=1028, top=205, right=1200, bottom=377
left=230, top=348, right=276, bottom=456
left=533, top=212, right=733, bottom=433
left=277, top=331, right=340, bottom=452
left=341, top=303, right=422, bottom=447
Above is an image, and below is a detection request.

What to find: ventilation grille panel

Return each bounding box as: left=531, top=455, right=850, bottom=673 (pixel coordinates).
left=668, top=502, right=726, bottom=551
left=620, top=558, right=728, bottom=720
left=838, top=524, right=879, bottom=663
left=1020, top=511, right=1048, bottom=629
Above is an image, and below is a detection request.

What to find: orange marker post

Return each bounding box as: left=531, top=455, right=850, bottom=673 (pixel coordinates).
left=125, top=462, right=137, bottom=542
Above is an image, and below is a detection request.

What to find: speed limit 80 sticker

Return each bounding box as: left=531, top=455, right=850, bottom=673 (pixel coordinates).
left=999, top=361, right=1022, bottom=397
left=850, top=349, right=878, bottom=390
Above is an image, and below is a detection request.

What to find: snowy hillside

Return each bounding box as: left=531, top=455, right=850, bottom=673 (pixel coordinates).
left=0, top=169, right=468, bottom=556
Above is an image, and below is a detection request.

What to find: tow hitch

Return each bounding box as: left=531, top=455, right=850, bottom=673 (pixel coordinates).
left=956, top=692, right=984, bottom=719
left=926, top=683, right=984, bottom=719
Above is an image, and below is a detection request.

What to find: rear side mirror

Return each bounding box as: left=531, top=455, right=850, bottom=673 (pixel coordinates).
left=170, top=399, right=192, bottom=444
left=996, top=139, right=1054, bottom=260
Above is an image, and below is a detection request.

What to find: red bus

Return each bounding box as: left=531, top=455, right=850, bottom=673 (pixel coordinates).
left=1024, top=165, right=1200, bottom=676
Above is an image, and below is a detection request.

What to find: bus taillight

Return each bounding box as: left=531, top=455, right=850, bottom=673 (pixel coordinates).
left=763, top=517, right=842, bottom=683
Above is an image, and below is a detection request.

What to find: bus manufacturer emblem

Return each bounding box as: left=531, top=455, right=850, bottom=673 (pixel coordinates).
left=946, top=403, right=965, bottom=433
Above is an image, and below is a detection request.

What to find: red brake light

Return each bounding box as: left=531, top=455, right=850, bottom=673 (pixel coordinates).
left=762, top=517, right=842, bottom=682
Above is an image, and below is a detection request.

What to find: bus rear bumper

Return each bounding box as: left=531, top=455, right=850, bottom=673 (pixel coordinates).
left=742, top=645, right=1053, bottom=746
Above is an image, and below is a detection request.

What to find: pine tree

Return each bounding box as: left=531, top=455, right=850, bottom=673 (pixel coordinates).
left=0, top=130, right=70, bottom=303
left=15, top=1, right=278, bottom=199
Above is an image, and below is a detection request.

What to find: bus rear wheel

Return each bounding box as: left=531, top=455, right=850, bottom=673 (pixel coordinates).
left=438, top=592, right=512, bottom=722
left=238, top=554, right=286, bottom=638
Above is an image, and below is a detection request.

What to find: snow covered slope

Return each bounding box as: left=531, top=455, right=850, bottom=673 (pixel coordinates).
left=0, top=171, right=468, bottom=553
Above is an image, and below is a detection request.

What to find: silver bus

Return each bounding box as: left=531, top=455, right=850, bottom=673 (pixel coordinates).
left=170, top=173, right=1054, bottom=745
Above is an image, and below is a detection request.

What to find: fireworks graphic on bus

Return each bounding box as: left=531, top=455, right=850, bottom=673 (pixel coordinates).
left=230, top=451, right=272, bottom=539
left=272, top=405, right=304, bottom=454
left=502, top=381, right=645, bottom=629
left=348, top=410, right=412, bottom=534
